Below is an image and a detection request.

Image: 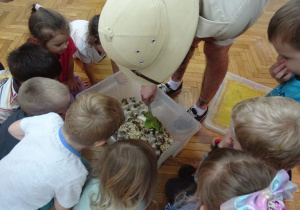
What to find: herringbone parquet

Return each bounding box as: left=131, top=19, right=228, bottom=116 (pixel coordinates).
left=1, top=0, right=300, bottom=209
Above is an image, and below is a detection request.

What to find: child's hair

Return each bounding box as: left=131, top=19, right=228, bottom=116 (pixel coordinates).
left=7, top=43, right=62, bottom=84
left=28, top=4, right=70, bottom=45
left=196, top=148, right=276, bottom=210
left=268, top=0, right=300, bottom=50
left=87, top=15, right=100, bottom=46
left=231, top=96, right=300, bottom=171
left=64, top=92, right=125, bottom=146
left=17, top=77, right=70, bottom=116
left=90, top=139, right=158, bottom=209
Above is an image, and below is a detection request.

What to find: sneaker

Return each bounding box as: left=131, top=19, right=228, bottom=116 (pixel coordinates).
left=187, top=107, right=208, bottom=122
left=159, top=82, right=183, bottom=96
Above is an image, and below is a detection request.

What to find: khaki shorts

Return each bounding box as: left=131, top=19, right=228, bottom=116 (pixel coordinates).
left=196, top=0, right=270, bottom=46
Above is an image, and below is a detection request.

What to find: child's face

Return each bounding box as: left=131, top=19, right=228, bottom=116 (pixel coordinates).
left=46, top=34, right=69, bottom=55
left=272, top=36, right=300, bottom=75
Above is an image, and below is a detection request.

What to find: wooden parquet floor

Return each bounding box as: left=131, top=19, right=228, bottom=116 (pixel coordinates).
left=1, top=0, right=300, bottom=209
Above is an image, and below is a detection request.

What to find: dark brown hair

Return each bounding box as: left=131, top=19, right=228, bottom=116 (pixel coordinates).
left=87, top=15, right=100, bottom=46
left=28, top=4, right=70, bottom=45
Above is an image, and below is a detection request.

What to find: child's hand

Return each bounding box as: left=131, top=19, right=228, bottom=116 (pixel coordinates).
left=269, top=60, right=293, bottom=83
left=64, top=78, right=80, bottom=92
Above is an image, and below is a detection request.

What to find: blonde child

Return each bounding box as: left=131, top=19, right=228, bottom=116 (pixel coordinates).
left=166, top=148, right=297, bottom=210
left=0, top=92, right=125, bottom=210
left=265, top=0, right=300, bottom=102
left=0, top=42, right=62, bottom=123
left=74, top=139, right=158, bottom=210
left=0, top=77, right=70, bottom=160
left=28, top=4, right=85, bottom=102
left=167, top=96, right=300, bottom=202
left=70, top=15, right=119, bottom=87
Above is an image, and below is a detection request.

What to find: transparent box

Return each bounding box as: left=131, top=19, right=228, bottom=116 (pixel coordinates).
left=77, top=71, right=201, bottom=166
left=203, top=72, right=272, bottom=135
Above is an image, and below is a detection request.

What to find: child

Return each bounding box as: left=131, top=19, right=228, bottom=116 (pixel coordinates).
left=73, top=139, right=158, bottom=210
left=0, top=92, right=125, bottom=210
left=166, top=148, right=297, bottom=210
left=70, top=15, right=119, bottom=87
left=265, top=0, right=300, bottom=102
left=28, top=4, right=85, bottom=102
left=0, top=77, right=70, bottom=160
left=167, top=96, right=300, bottom=202
left=0, top=42, right=62, bottom=123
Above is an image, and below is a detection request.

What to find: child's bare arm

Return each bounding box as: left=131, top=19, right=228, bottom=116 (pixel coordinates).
left=110, top=59, right=119, bottom=73
left=269, top=60, right=293, bottom=83
left=54, top=198, right=71, bottom=210
left=8, top=120, right=24, bottom=140
left=65, top=58, right=80, bottom=91
left=83, top=62, right=97, bottom=87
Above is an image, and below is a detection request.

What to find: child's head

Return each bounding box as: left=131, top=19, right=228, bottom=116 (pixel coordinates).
left=268, top=0, right=300, bottom=75
left=7, top=43, right=62, bottom=89
left=196, top=148, right=276, bottom=210
left=91, top=139, right=158, bottom=209
left=231, top=96, right=300, bottom=171
left=63, top=92, right=125, bottom=146
left=17, top=77, right=70, bottom=116
left=87, top=15, right=106, bottom=55
left=28, top=4, right=70, bottom=55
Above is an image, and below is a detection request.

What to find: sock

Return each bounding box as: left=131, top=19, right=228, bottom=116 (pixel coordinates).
left=167, top=79, right=182, bottom=90
left=193, top=104, right=207, bottom=115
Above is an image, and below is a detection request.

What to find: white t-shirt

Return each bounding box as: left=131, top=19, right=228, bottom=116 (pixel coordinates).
left=73, top=178, right=146, bottom=210
left=0, top=113, right=88, bottom=209
left=0, top=70, right=18, bottom=123
left=70, top=20, right=105, bottom=64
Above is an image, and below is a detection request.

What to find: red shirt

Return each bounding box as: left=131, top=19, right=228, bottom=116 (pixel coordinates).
left=58, top=37, right=76, bottom=83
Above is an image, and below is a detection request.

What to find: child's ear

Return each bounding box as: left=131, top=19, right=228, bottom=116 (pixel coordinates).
left=200, top=205, right=208, bottom=210
left=93, top=140, right=106, bottom=147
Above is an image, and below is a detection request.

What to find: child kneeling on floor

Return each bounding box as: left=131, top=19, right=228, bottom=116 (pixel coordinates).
left=0, top=77, right=70, bottom=160
left=0, top=92, right=125, bottom=210
left=74, top=139, right=158, bottom=210
left=165, top=148, right=297, bottom=210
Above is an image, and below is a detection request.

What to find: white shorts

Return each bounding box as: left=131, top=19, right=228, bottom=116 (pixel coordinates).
left=196, top=0, right=270, bottom=46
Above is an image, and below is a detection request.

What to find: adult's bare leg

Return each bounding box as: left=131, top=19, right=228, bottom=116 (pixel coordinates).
left=196, top=42, right=232, bottom=109
left=171, top=46, right=196, bottom=82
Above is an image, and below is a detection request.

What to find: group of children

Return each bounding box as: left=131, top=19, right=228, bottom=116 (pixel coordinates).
left=0, top=1, right=300, bottom=210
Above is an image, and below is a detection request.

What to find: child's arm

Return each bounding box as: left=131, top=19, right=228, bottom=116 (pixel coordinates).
left=8, top=120, right=24, bottom=140
left=83, top=62, right=97, bottom=87
left=65, top=57, right=80, bottom=91
left=269, top=60, right=293, bottom=83
left=54, top=198, right=71, bottom=210
left=111, top=59, right=119, bottom=73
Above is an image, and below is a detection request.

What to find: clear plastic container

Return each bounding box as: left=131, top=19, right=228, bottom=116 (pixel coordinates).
left=76, top=71, right=201, bottom=166
left=203, top=72, right=272, bottom=135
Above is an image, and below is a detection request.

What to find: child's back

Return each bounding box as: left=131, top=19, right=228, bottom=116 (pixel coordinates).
left=0, top=92, right=124, bottom=209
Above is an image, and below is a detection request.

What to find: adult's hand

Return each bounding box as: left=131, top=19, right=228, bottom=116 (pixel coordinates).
left=141, top=85, right=157, bottom=105
left=269, top=60, right=293, bottom=84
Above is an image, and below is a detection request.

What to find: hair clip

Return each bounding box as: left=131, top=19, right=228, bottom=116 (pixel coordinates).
left=35, top=4, right=42, bottom=11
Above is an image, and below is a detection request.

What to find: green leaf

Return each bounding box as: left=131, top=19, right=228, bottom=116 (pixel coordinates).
left=143, top=111, right=164, bottom=133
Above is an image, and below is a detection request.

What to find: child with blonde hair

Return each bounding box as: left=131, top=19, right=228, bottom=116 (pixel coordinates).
left=74, top=139, right=158, bottom=210
left=70, top=15, right=119, bottom=87
left=0, top=92, right=125, bottom=210
left=166, top=148, right=297, bottom=210
left=266, top=0, right=300, bottom=102
left=28, top=4, right=85, bottom=102
left=0, top=77, right=70, bottom=160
